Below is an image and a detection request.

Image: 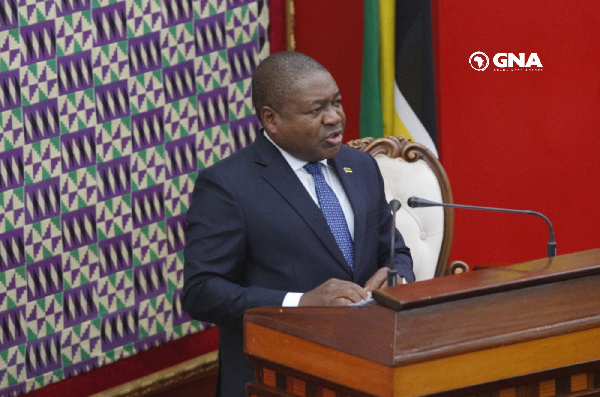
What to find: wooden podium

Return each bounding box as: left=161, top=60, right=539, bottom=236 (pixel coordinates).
left=244, top=249, right=600, bottom=397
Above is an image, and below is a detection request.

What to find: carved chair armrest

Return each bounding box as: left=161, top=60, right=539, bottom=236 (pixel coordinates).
left=448, top=260, right=469, bottom=275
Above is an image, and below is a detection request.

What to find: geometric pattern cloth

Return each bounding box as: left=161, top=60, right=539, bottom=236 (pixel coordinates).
left=0, top=0, right=268, bottom=394
left=304, top=162, right=354, bottom=270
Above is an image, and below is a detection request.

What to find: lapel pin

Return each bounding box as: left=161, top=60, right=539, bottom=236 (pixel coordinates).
left=343, top=167, right=352, bottom=173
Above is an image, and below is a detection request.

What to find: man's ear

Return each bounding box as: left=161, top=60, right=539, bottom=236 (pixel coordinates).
left=261, top=106, right=278, bottom=134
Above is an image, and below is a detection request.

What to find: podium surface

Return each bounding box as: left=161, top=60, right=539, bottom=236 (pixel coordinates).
left=244, top=249, right=600, bottom=396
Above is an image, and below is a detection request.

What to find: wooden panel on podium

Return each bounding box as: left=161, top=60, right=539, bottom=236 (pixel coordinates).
left=244, top=249, right=600, bottom=397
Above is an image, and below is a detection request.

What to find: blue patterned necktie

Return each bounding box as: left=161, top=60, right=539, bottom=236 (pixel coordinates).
left=304, top=162, right=354, bottom=270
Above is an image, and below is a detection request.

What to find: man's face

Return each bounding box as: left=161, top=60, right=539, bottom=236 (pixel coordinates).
left=264, top=70, right=346, bottom=162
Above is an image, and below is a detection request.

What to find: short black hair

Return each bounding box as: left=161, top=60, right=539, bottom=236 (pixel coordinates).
left=251, top=51, right=328, bottom=124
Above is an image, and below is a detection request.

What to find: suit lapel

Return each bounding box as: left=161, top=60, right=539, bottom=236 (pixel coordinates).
left=251, top=134, right=352, bottom=276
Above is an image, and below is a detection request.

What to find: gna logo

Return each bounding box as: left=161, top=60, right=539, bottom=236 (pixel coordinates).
left=469, top=52, right=543, bottom=71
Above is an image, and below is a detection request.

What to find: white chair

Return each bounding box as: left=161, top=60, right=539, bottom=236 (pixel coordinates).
left=347, top=136, right=467, bottom=281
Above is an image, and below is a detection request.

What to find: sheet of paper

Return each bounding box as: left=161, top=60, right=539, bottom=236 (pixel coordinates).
left=350, top=298, right=374, bottom=307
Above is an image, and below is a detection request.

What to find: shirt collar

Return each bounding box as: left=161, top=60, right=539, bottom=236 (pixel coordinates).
left=263, top=130, right=329, bottom=172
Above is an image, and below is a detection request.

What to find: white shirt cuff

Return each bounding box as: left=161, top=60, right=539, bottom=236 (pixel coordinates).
left=282, top=292, right=303, bottom=307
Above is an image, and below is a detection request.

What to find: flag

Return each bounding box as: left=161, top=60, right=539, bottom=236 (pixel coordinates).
left=360, top=0, right=383, bottom=138
left=360, top=0, right=438, bottom=157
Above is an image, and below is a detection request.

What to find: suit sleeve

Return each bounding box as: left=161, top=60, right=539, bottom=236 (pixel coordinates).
left=182, top=168, right=287, bottom=330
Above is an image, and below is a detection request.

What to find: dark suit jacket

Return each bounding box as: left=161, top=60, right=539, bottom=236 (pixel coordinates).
left=183, top=132, right=413, bottom=397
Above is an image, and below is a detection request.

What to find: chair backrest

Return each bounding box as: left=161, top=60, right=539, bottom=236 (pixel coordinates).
left=347, top=136, right=454, bottom=281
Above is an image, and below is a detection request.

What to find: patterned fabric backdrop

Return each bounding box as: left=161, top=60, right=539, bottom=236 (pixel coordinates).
left=0, top=0, right=268, bottom=394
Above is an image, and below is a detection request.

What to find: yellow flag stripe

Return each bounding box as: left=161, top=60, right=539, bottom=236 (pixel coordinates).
left=379, top=0, right=395, bottom=137
left=391, top=109, right=414, bottom=141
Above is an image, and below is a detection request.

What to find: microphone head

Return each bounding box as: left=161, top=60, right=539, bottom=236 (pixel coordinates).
left=389, top=199, right=401, bottom=212
left=407, top=196, right=419, bottom=208
left=407, top=196, right=440, bottom=208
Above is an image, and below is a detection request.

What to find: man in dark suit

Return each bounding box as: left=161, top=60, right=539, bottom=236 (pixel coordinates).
left=183, top=51, right=413, bottom=397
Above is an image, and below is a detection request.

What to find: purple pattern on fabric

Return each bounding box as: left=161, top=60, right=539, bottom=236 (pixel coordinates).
left=165, top=135, right=195, bottom=178
left=23, top=99, right=60, bottom=144
left=0, top=70, right=21, bottom=112
left=132, top=108, right=165, bottom=152
left=101, top=307, right=138, bottom=352
left=57, top=51, right=94, bottom=95
left=97, top=156, right=131, bottom=201
left=128, top=32, right=162, bottom=76
left=24, top=177, right=61, bottom=223
left=63, top=282, right=98, bottom=327
left=20, top=20, right=56, bottom=65
left=92, top=3, right=127, bottom=46
left=0, top=306, right=26, bottom=350
left=98, top=233, right=133, bottom=277
left=61, top=127, right=96, bottom=172
left=25, top=333, right=62, bottom=378
left=162, top=60, right=195, bottom=103
left=61, top=206, right=97, bottom=251
left=194, top=14, right=226, bottom=56
left=132, top=185, right=164, bottom=228
left=134, top=259, right=166, bottom=302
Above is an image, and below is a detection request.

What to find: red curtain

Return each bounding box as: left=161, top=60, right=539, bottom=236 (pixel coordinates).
left=269, top=0, right=288, bottom=53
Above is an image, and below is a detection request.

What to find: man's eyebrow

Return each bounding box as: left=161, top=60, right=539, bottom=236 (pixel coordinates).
left=309, top=92, right=342, bottom=105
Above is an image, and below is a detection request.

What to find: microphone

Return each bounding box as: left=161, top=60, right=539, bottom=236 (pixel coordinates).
left=388, top=199, right=402, bottom=286
left=407, top=196, right=557, bottom=257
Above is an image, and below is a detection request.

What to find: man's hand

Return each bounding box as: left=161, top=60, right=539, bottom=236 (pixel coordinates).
left=364, top=267, right=402, bottom=292
left=298, top=278, right=369, bottom=306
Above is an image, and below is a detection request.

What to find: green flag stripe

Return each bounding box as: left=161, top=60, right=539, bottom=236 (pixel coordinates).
left=360, top=0, right=383, bottom=139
